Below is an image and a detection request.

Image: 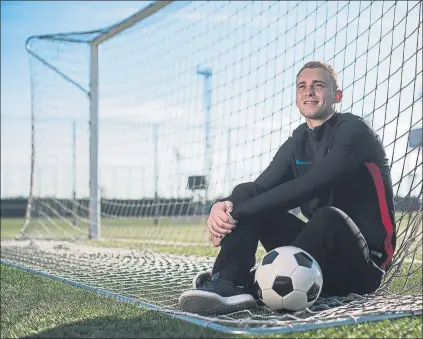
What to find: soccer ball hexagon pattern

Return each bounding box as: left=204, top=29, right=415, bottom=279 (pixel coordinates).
left=254, top=246, right=323, bottom=312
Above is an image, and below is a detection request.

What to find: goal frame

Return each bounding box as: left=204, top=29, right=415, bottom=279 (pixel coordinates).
left=22, top=1, right=175, bottom=240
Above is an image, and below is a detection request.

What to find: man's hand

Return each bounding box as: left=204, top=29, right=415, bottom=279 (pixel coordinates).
left=208, top=233, right=223, bottom=247
left=207, top=201, right=237, bottom=246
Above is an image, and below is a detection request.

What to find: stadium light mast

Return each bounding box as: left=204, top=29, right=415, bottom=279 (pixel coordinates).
left=196, top=65, right=212, bottom=202
left=173, top=146, right=182, bottom=194
left=72, top=120, right=77, bottom=226
left=153, top=123, right=159, bottom=225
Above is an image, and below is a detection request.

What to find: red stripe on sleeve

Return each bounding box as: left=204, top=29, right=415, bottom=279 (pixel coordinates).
left=364, top=162, right=394, bottom=270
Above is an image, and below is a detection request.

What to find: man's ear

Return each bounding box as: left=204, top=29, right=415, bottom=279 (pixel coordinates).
left=334, top=89, right=343, bottom=103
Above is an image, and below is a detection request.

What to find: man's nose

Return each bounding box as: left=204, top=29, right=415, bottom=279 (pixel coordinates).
left=305, top=87, right=315, bottom=96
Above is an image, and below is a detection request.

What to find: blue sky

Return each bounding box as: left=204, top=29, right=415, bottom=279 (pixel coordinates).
left=1, top=1, right=152, bottom=118
left=1, top=1, right=422, bottom=202
left=1, top=1, right=152, bottom=197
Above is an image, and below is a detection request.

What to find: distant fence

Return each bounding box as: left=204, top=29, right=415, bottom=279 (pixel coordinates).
left=0, top=197, right=215, bottom=219
left=1, top=200, right=28, bottom=218
left=0, top=196, right=421, bottom=219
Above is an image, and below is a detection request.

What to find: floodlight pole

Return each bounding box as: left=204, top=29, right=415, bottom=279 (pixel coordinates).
left=196, top=65, right=212, bottom=201
left=153, top=123, right=159, bottom=225
left=89, top=43, right=100, bottom=239
left=72, top=120, right=77, bottom=226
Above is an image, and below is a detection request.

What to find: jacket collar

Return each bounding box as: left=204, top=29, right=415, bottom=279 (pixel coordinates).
left=307, top=113, right=338, bottom=142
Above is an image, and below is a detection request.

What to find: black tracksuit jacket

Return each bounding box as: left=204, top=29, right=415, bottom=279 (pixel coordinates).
left=225, top=112, right=396, bottom=270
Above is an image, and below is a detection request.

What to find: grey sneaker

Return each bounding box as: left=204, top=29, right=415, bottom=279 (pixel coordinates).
left=193, top=268, right=257, bottom=289
left=179, top=272, right=257, bottom=314
left=192, top=268, right=262, bottom=302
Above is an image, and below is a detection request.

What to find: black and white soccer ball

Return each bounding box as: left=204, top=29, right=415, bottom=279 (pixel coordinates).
left=254, top=246, right=323, bottom=312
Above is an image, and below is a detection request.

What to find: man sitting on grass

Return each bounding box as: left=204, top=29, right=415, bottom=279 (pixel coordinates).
left=179, top=61, right=396, bottom=315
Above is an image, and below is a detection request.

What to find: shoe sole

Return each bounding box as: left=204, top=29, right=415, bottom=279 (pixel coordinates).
left=179, top=290, right=257, bottom=315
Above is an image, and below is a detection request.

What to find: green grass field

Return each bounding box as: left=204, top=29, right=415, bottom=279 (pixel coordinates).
left=1, top=211, right=421, bottom=258
left=1, top=264, right=422, bottom=338
left=1, top=216, right=422, bottom=338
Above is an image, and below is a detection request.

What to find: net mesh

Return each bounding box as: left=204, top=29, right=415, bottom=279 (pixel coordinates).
left=2, top=0, right=422, bottom=331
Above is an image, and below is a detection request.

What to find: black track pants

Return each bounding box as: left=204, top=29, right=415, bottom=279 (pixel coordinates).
left=212, top=183, right=383, bottom=297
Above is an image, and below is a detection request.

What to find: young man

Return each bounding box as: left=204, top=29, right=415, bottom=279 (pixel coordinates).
left=179, top=61, right=396, bottom=315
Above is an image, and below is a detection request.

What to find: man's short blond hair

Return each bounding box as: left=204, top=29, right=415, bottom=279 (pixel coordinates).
left=296, top=61, right=340, bottom=91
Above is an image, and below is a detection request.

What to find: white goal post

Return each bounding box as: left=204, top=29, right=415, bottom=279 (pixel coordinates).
left=24, top=1, right=175, bottom=239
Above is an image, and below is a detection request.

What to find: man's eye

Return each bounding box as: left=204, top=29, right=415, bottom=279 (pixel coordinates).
left=315, top=84, right=324, bottom=88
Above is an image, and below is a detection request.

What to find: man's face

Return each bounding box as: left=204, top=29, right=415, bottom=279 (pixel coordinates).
left=295, top=67, right=342, bottom=120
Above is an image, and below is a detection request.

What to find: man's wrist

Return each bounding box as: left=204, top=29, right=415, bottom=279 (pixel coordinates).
left=209, top=196, right=231, bottom=213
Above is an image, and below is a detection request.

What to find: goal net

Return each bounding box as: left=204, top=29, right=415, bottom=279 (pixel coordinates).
left=2, top=0, right=422, bottom=332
